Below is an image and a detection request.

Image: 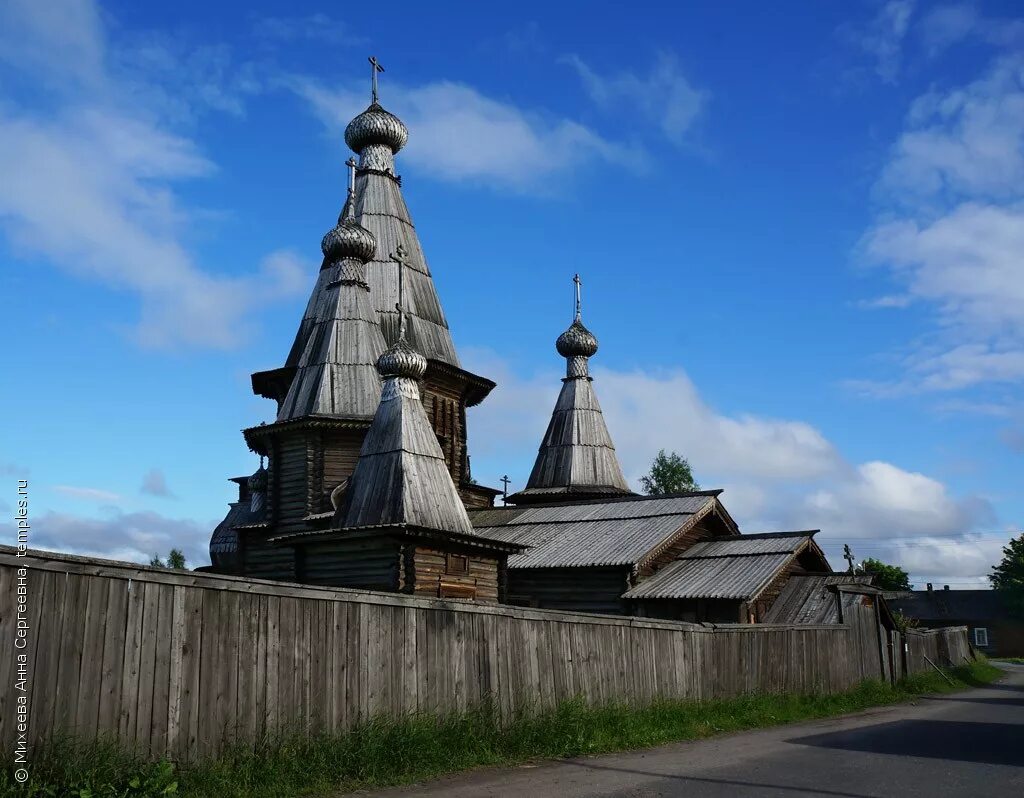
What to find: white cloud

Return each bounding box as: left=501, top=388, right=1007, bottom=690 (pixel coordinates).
left=0, top=0, right=105, bottom=89
left=141, top=468, right=175, bottom=498
left=843, top=1, right=916, bottom=84
left=919, top=3, right=1024, bottom=57
left=561, top=52, right=707, bottom=144
left=465, top=349, right=994, bottom=583
left=53, top=485, right=124, bottom=503
left=879, top=59, right=1024, bottom=204
left=0, top=509, right=211, bottom=567
left=290, top=77, right=647, bottom=192
left=251, top=13, right=363, bottom=47
left=857, top=54, right=1024, bottom=395
left=0, top=0, right=306, bottom=349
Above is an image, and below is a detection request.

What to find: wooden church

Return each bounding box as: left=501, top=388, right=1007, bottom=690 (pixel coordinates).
left=209, top=58, right=833, bottom=619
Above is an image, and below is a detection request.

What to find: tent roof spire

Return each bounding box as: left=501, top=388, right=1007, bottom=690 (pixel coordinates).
left=333, top=248, right=478, bottom=534
left=275, top=163, right=387, bottom=421
left=507, top=275, right=633, bottom=505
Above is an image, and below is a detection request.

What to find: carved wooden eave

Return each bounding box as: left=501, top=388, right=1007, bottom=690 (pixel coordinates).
left=242, top=416, right=372, bottom=455
left=250, top=365, right=296, bottom=404
left=270, top=522, right=526, bottom=556
left=425, top=359, right=496, bottom=407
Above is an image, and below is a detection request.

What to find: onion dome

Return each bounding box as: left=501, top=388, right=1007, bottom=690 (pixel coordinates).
left=345, top=103, right=409, bottom=154
left=556, top=319, right=599, bottom=358
left=247, top=464, right=268, bottom=494
left=321, top=214, right=376, bottom=263
left=377, top=337, right=427, bottom=380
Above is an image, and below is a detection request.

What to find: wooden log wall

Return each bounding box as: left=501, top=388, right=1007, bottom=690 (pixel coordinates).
left=0, top=548, right=970, bottom=763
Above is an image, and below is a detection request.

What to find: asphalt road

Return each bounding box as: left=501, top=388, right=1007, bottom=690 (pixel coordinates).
left=356, top=663, right=1024, bottom=798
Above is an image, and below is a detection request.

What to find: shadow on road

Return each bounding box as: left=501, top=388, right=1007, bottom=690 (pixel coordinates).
left=920, top=695, right=1024, bottom=707
left=556, top=760, right=875, bottom=798
left=790, top=720, right=1024, bottom=767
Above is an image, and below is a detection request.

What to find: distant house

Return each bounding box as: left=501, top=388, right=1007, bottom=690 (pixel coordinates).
left=886, top=586, right=1024, bottom=657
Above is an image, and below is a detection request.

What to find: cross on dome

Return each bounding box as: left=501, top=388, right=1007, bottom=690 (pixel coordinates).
left=369, top=56, right=384, bottom=103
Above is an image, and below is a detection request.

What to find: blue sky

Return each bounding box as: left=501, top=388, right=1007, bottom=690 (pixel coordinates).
left=1, top=0, right=1021, bottom=586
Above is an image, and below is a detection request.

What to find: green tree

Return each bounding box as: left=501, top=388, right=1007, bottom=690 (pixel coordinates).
left=861, top=557, right=911, bottom=591
left=150, top=548, right=187, bottom=570
left=639, top=450, right=700, bottom=495
left=990, top=532, right=1024, bottom=618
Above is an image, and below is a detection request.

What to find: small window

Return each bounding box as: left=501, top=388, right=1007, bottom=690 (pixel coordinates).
left=446, top=553, right=468, bottom=575
left=973, top=627, right=989, bottom=647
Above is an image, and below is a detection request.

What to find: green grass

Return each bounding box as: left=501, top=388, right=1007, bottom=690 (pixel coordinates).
left=994, top=657, right=1024, bottom=664
left=1, top=658, right=1002, bottom=798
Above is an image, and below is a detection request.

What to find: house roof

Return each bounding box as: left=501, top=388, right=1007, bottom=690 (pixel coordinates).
left=469, top=493, right=731, bottom=569
left=763, top=574, right=874, bottom=624
left=622, top=531, right=820, bottom=601
left=886, top=589, right=1013, bottom=623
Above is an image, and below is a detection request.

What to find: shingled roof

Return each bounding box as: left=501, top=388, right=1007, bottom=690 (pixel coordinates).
left=763, top=574, right=875, bottom=624
left=623, top=531, right=825, bottom=601
left=277, top=171, right=387, bottom=421
left=508, top=280, right=633, bottom=505
left=470, top=492, right=737, bottom=569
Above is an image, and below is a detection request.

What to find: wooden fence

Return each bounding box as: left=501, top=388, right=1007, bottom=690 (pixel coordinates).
left=905, top=626, right=972, bottom=673
left=0, top=547, right=968, bottom=762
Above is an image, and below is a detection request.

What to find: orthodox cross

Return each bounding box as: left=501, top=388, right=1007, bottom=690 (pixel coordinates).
left=500, top=475, right=511, bottom=504
left=843, top=544, right=856, bottom=574
left=369, top=56, right=384, bottom=103
left=346, top=157, right=357, bottom=198
left=391, top=245, right=408, bottom=339
left=573, top=273, right=582, bottom=321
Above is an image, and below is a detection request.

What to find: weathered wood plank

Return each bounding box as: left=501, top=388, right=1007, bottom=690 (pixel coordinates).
left=149, top=582, right=175, bottom=756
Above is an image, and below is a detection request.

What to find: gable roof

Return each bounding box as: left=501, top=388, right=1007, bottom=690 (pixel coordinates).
left=622, top=531, right=821, bottom=601
left=469, top=492, right=734, bottom=569
left=763, top=573, right=874, bottom=624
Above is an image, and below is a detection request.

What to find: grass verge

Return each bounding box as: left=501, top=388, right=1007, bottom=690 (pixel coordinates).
left=1, top=658, right=1002, bottom=798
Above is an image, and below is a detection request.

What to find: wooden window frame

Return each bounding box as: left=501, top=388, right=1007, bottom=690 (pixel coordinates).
left=446, top=553, right=469, bottom=575
left=973, top=627, right=989, bottom=647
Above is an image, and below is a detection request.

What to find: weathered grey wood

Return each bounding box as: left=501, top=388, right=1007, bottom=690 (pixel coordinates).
left=2, top=552, right=970, bottom=761
left=53, top=574, right=88, bottom=737
left=0, top=565, right=16, bottom=751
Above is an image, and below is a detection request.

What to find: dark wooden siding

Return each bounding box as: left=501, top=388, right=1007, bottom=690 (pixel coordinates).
left=507, top=566, right=631, bottom=614
left=635, top=598, right=743, bottom=623
left=298, top=537, right=400, bottom=592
